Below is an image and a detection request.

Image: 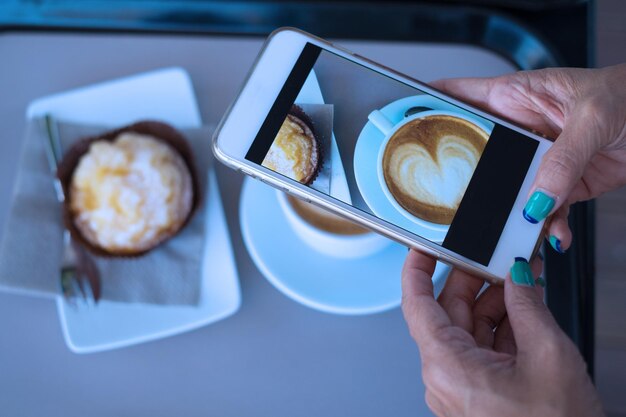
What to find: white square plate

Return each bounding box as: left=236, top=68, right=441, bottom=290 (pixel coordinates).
left=26, top=67, right=241, bottom=353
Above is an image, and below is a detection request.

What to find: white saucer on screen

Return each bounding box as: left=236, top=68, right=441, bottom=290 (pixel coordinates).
left=26, top=67, right=241, bottom=353
left=240, top=177, right=449, bottom=315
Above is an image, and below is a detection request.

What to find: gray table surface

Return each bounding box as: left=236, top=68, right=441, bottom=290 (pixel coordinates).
left=0, top=32, right=515, bottom=417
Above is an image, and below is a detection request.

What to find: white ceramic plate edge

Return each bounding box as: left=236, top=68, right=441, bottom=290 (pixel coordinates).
left=26, top=67, right=201, bottom=127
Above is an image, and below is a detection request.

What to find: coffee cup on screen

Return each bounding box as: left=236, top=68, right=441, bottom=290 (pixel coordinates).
left=368, top=109, right=489, bottom=230
left=276, top=190, right=390, bottom=258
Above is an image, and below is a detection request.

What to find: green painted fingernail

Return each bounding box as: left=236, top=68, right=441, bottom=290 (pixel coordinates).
left=548, top=235, right=565, bottom=253
left=510, top=257, right=535, bottom=287
left=523, top=191, right=555, bottom=224
left=536, top=277, right=546, bottom=288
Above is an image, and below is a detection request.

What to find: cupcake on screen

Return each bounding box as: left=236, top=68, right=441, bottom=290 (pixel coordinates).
left=261, top=105, right=322, bottom=185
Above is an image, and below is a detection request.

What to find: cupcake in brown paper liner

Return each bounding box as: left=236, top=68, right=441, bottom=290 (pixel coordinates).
left=261, top=104, right=323, bottom=185
left=57, top=121, right=200, bottom=258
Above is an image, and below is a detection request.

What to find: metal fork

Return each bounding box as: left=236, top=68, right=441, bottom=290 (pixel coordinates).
left=42, top=114, right=101, bottom=306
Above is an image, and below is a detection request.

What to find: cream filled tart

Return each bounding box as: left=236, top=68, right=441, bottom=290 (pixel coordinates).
left=261, top=105, right=321, bottom=185
left=57, top=121, right=199, bottom=257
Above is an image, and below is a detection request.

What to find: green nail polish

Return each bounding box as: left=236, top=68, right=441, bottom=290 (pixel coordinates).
left=510, top=257, right=535, bottom=287
left=548, top=235, right=565, bottom=253
left=523, top=191, right=555, bottom=224
left=536, top=277, right=546, bottom=288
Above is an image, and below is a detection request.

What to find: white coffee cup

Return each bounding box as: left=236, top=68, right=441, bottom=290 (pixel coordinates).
left=276, top=190, right=390, bottom=258
left=368, top=109, right=489, bottom=231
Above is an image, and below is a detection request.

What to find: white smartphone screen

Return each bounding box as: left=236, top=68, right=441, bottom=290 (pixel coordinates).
left=244, top=43, right=539, bottom=266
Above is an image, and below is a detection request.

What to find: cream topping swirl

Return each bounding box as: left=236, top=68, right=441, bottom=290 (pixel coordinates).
left=261, top=115, right=317, bottom=183
left=70, top=132, right=193, bottom=252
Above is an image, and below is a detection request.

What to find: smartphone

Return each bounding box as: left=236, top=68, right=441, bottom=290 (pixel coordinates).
left=213, top=27, right=551, bottom=282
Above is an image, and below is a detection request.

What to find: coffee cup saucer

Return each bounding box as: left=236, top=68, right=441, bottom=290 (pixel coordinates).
left=240, top=177, right=450, bottom=315
left=354, top=95, right=492, bottom=244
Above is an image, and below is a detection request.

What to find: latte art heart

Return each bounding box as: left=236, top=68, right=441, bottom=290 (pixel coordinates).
left=390, top=136, right=480, bottom=207
left=382, top=115, right=488, bottom=225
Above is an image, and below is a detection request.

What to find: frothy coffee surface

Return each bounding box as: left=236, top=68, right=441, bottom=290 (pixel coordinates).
left=287, top=196, right=369, bottom=235
left=382, top=115, right=487, bottom=224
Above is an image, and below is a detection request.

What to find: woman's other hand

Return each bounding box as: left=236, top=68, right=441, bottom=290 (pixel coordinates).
left=401, top=250, right=605, bottom=417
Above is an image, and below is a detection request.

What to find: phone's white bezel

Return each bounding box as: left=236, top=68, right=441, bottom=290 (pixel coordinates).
left=213, top=27, right=552, bottom=282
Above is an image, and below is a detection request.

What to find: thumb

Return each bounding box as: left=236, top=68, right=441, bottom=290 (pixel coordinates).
left=505, top=258, right=562, bottom=358
left=522, top=102, right=603, bottom=224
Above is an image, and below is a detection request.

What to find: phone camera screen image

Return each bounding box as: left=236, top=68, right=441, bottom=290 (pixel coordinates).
left=246, top=43, right=539, bottom=266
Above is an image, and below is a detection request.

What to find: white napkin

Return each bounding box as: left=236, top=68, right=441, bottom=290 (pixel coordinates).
left=297, top=103, right=334, bottom=195
left=0, top=119, right=213, bottom=306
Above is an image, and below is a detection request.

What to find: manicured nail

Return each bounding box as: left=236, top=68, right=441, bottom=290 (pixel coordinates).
left=510, top=257, right=535, bottom=287
left=523, top=191, right=555, bottom=224
left=548, top=235, right=565, bottom=253
left=535, top=277, right=546, bottom=288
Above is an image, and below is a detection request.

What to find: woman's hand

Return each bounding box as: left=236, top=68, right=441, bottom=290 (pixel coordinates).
left=432, top=64, right=626, bottom=253
left=401, top=250, right=604, bottom=417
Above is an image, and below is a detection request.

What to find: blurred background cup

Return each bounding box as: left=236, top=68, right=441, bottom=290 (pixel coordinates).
left=275, top=189, right=390, bottom=258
